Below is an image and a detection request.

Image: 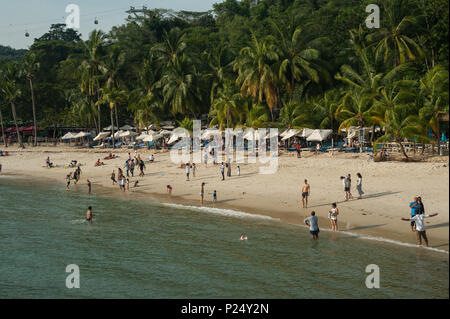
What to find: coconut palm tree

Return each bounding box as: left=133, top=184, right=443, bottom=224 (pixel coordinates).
left=375, top=104, right=428, bottom=160
left=418, top=65, right=449, bottom=153
left=159, top=54, right=199, bottom=116
left=81, top=30, right=105, bottom=133
left=21, top=52, right=40, bottom=146
left=313, top=90, right=341, bottom=133
left=151, top=27, right=187, bottom=68
left=0, top=103, right=7, bottom=147
left=209, top=81, right=242, bottom=130
left=97, top=86, right=127, bottom=148
left=233, top=32, right=279, bottom=121
left=272, top=22, right=329, bottom=99
left=336, top=89, right=376, bottom=133
left=245, top=104, right=271, bottom=128
left=367, top=0, right=424, bottom=66
left=0, top=63, right=24, bottom=148
left=278, top=100, right=311, bottom=130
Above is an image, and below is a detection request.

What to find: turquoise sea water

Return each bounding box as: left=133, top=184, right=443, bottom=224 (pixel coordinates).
left=0, top=177, right=448, bottom=298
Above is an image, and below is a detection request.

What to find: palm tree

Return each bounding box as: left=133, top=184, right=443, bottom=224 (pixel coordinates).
left=367, top=0, right=424, bottom=66
left=375, top=104, right=427, bottom=160
left=151, top=27, right=187, bottom=68
left=0, top=63, right=24, bottom=148
left=202, top=43, right=234, bottom=104
left=418, top=65, right=449, bottom=153
left=278, top=100, right=311, bottom=130
left=245, top=104, right=271, bottom=129
left=81, top=30, right=105, bottom=133
left=233, top=32, right=279, bottom=121
left=159, top=54, right=199, bottom=116
left=209, top=81, right=241, bottom=130
left=0, top=103, right=7, bottom=147
left=336, top=89, right=376, bottom=140
left=313, top=90, right=341, bottom=134
left=21, top=52, right=40, bottom=146
left=272, top=22, right=328, bottom=99
left=97, top=86, right=127, bottom=148
left=101, top=45, right=126, bottom=130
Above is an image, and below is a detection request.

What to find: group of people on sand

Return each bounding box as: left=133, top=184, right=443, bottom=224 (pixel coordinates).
left=340, top=173, right=364, bottom=200
left=401, top=196, right=438, bottom=247
left=65, top=165, right=83, bottom=190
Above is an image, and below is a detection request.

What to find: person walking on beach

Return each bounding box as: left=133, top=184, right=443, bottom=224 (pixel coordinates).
left=86, top=206, right=93, bottom=223
left=125, top=159, right=130, bottom=177
left=167, top=185, right=172, bottom=198
left=66, top=173, right=72, bottom=190
left=301, top=179, right=310, bottom=208
left=213, top=190, right=217, bottom=202
left=111, top=170, right=117, bottom=185
left=356, top=173, right=364, bottom=199
left=296, top=143, right=301, bottom=158
left=409, top=197, right=420, bottom=231
left=329, top=203, right=339, bottom=231
left=315, top=143, right=320, bottom=155
left=401, top=213, right=439, bottom=247
left=138, top=159, right=145, bottom=177
left=237, top=165, right=240, bottom=176
left=87, top=179, right=91, bottom=195
left=227, top=162, right=231, bottom=177
left=220, top=162, right=225, bottom=180
left=200, top=182, right=205, bottom=205
left=192, top=163, right=196, bottom=178
left=304, top=211, right=319, bottom=239
left=130, top=160, right=135, bottom=177
left=344, top=174, right=353, bottom=200
left=185, top=163, right=190, bottom=181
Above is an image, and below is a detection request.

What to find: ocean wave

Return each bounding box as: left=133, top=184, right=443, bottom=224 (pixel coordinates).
left=161, top=202, right=279, bottom=221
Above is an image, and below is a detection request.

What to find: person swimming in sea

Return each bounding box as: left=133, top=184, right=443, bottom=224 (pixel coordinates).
left=240, top=233, right=248, bottom=241
left=86, top=206, right=93, bottom=223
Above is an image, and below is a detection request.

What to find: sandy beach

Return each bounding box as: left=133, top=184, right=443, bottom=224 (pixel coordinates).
left=1, top=145, right=448, bottom=251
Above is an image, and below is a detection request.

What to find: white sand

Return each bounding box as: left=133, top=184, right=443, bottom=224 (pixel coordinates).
left=1, top=145, right=448, bottom=250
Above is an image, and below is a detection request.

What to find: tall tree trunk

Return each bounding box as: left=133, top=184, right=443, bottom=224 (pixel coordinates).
left=397, top=139, right=409, bottom=160
left=97, top=104, right=101, bottom=134
left=0, top=107, right=7, bottom=147
left=114, top=103, right=119, bottom=131
left=436, top=117, right=441, bottom=155
left=28, top=77, right=38, bottom=146
left=10, top=100, right=24, bottom=148
left=110, top=105, right=116, bottom=149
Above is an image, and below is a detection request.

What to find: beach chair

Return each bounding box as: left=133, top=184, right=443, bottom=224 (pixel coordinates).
left=114, top=142, right=122, bottom=148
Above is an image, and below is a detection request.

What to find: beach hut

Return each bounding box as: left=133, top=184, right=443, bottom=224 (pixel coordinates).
left=93, top=131, right=110, bottom=141
left=306, top=129, right=332, bottom=142
left=103, top=125, right=118, bottom=131
left=61, top=132, right=75, bottom=140
left=120, top=125, right=135, bottom=131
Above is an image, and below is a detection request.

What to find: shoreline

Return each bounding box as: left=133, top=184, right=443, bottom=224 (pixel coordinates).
left=1, top=146, right=448, bottom=252
left=3, top=172, right=448, bottom=255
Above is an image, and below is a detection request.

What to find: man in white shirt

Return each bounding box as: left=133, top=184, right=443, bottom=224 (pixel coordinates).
left=185, top=163, right=190, bottom=181
left=401, top=213, right=438, bottom=247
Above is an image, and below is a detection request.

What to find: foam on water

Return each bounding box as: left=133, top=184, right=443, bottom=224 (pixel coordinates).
left=162, top=202, right=279, bottom=221
left=162, top=202, right=448, bottom=255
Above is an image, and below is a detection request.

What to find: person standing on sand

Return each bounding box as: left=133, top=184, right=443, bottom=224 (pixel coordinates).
left=237, top=165, right=240, bottom=176
left=304, top=211, right=319, bottom=239
left=213, top=190, right=217, bottom=202
left=227, top=162, right=231, bottom=177
left=87, top=179, right=91, bottom=195
left=340, top=176, right=346, bottom=199
left=203, top=151, right=208, bottom=167
left=185, top=163, right=190, bottom=181
left=192, top=163, right=196, bottom=178
left=301, top=179, right=310, bottom=208
left=138, top=159, right=145, bottom=177
left=220, top=162, right=225, bottom=180
left=200, top=182, right=205, bottom=205
left=315, top=143, right=320, bottom=155
left=344, top=174, right=353, bottom=200
left=167, top=185, right=172, bottom=197
left=329, top=203, right=339, bottom=231
left=296, top=143, right=301, bottom=158
left=417, top=196, right=425, bottom=215
left=401, top=213, right=438, bottom=247
left=356, top=173, right=364, bottom=199
left=130, top=160, right=135, bottom=177
left=111, top=170, right=117, bottom=185
left=409, top=197, right=420, bottom=231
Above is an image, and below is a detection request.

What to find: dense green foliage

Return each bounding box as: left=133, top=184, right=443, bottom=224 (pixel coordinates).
left=0, top=0, right=448, bottom=156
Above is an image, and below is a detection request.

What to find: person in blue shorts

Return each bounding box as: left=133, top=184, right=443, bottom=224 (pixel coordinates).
left=409, top=197, right=420, bottom=232
left=304, top=211, right=319, bottom=239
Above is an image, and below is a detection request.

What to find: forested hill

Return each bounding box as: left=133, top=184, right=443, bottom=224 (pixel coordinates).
left=0, top=45, right=27, bottom=62
left=0, top=0, right=448, bottom=153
